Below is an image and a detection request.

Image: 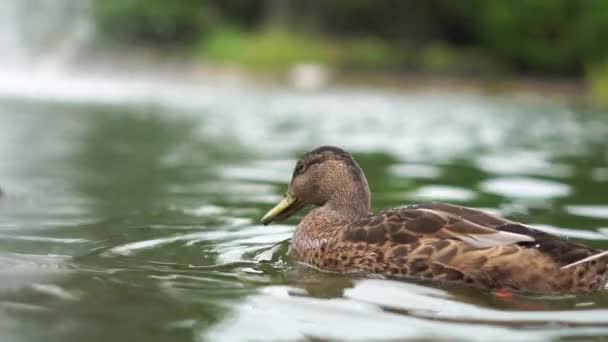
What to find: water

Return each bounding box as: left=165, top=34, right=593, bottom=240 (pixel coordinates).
left=0, top=77, right=607, bottom=342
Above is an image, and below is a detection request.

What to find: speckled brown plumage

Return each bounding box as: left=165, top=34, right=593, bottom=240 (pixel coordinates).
left=262, top=146, right=608, bottom=294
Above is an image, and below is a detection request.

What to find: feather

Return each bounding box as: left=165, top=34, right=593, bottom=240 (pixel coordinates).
left=561, top=250, right=608, bottom=269
left=452, top=231, right=534, bottom=248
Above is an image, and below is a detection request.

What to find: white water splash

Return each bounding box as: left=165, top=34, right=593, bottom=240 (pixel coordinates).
left=0, top=0, right=93, bottom=73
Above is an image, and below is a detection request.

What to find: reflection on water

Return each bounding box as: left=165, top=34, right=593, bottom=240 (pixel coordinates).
left=0, top=82, right=608, bottom=341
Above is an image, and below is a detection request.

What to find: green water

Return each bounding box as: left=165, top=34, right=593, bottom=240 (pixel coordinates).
left=1, top=86, right=608, bottom=341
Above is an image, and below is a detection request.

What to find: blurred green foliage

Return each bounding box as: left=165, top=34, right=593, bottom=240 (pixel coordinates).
left=93, top=0, right=608, bottom=80
left=474, top=1, right=608, bottom=74
left=201, top=29, right=398, bottom=70
left=202, top=29, right=334, bottom=69
left=588, top=62, right=608, bottom=105
left=93, top=0, right=206, bottom=42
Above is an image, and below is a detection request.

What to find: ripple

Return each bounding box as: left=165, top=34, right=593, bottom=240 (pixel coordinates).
left=345, top=279, right=608, bottom=325
left=479, top=177, right=571, bottom=199
left=29, top=283, right=80, bottom=301
left=411, top=185, right=476, bottom=202
left=0, top=253, right=70, bottom=291
left=205, top=281, right=594, bottom=342
left=566, top=205, right=608, bottom=220
left=476, top=151, right=571, bottom=177
left=200, top=182, right=277, bottom=196
left=105, top=224, right=294, bottom=258
left=199, top=182, right=282, bottom=204
left=220, top=160, right=295, bottom=183
left=182, top=204, right=226, bottom=217
left=0, top=234, right=88, bottom=243
left=0, top=253, right=71, bottom=271
left=388, top=163, right=442, bottom=179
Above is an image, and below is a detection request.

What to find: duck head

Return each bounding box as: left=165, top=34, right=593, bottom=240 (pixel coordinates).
left=261, top=146, right=371, bottom=225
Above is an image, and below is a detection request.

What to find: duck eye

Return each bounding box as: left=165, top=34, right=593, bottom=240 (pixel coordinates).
left=294, top=162, right=304, bottom=176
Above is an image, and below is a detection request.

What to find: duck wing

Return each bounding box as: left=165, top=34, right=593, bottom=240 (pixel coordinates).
left=344, top=207, right=534, bottom=248
left=406, top=202, right=513, bottom=228
left=429, top=203, right=605, bottom=266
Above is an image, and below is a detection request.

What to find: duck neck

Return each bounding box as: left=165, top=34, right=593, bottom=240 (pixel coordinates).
left=293, top=178, right=371, bottom=260
left=324, top=178, right=371, bottom=221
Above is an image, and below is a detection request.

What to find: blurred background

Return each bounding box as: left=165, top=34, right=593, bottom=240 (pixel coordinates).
left=100, top=0, right=608, bottom=98
left=1, top=1, right=608, bottom=342
left=4, top=0, right=608, bottom=95
left=92, top=0, right=608, bottom=97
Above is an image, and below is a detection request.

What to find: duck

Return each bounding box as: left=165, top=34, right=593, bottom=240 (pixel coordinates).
left=261, top=146, right=608, bottom=294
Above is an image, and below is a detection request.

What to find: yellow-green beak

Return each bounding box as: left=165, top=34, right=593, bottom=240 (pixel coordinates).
left=261, top=192, right=297, bottom=225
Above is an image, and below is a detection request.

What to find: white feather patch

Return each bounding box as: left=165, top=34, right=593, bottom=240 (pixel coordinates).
left=462, top=232, right=535, bottom=248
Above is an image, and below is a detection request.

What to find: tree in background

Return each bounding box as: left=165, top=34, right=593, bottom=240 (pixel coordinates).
left=93, top=0, right=608, bottom=78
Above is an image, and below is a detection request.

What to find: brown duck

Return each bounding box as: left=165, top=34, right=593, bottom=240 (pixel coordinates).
left=261, top=146, right=608, bottom=294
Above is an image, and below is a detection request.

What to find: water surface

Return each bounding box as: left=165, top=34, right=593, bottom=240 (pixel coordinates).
left=1, top=78, right=608, bottom=341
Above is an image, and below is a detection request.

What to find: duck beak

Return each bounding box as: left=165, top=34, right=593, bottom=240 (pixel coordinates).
left=261, top=192, right=298, bottom=225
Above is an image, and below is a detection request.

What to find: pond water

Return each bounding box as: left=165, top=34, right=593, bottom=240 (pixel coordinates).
left=1, top=75, right=608, bottom=341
